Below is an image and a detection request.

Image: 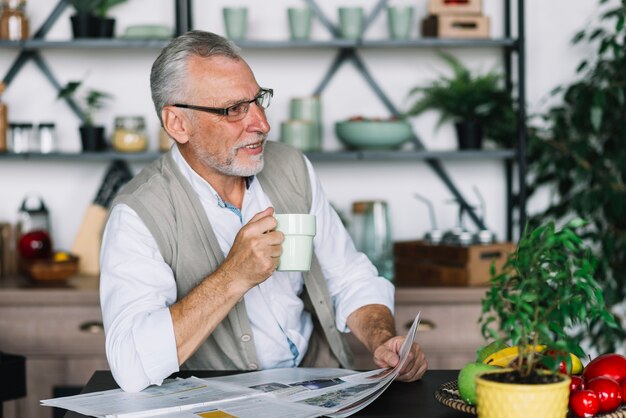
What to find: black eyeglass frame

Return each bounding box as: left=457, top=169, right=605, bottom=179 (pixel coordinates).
left=171, top=88, right=273, bottom=119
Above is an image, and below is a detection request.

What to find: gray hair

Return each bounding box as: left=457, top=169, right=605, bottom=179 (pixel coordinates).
left=150, top=30, right=242, bottom=126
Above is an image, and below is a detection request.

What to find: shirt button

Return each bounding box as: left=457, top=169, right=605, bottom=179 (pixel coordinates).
left=248, top=363, right=258, bottom=370
left=241, top=334, right=251, bottom=342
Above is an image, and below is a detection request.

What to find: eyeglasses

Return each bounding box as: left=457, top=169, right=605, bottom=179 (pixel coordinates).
left=172, top=88, right=273, bottom=122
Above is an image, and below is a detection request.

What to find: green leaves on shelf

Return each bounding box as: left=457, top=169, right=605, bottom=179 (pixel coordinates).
left=404, top=51, right=516, bottom=147
left=57, top=80, right=112, bottom=126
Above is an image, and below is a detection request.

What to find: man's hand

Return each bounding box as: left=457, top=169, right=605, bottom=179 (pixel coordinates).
left=373, top=336, right=428, bottom=382
left=347, top=304, right=428, bottom=382
left=219, top=207, right=283, bottom=290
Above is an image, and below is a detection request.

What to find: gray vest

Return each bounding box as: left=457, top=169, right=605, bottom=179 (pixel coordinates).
left=111, top=141, right=353, bottom=370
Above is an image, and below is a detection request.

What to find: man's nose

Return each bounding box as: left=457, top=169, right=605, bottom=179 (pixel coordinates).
left=246, top=103, right=270, bottom=133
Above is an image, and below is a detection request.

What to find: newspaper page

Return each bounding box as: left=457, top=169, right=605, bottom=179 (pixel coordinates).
left=41, top=312, right=421, bottom=418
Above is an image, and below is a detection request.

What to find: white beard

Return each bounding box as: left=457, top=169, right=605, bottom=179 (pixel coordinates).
left=188, top=134, right=266, bottom=177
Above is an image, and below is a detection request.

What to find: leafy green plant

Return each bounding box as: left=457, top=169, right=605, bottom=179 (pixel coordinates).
left=525, top=0, right=626, bottom=352
left=67, top=0, right=101, bottom=14
left=96, top=0, right=127, bottom=17
left=67, top=0, right=127, bottom=16
left=404, top=51, right=515, bottom=146
left=480, top=219, right=618, bottom=378
left=57, top=81, right=112, bottom=126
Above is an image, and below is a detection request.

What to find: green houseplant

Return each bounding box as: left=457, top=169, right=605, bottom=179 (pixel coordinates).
left=475, top=219, right=618, bottom=417
left=58, top=80, right=112, bottom=151
left=405, top=51, right=515, bottom=150
left=524, top=0, right=626, bottom=353
left=68, top=0, right=127, bottom=38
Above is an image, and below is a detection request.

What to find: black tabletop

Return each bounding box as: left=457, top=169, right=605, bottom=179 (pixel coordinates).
left=62, top=369, right=473, bottom=418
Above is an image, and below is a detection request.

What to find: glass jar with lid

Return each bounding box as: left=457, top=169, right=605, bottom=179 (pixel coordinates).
left=112, top=116, right=148, bottom=152
left=0, top=0, right=29, bottom=41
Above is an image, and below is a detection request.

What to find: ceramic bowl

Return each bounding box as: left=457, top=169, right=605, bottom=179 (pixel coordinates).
left=335, top=119, right=412, bottom=150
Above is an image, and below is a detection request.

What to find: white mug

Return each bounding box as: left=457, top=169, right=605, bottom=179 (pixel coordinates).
left=274, top=214, right=316, bottom=271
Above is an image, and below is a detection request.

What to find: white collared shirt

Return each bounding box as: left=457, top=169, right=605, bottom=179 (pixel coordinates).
left=99, top=144, right=394, bottom=392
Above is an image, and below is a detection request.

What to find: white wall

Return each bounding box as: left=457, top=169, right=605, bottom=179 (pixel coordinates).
left=0, top=0, right=601, bottom=251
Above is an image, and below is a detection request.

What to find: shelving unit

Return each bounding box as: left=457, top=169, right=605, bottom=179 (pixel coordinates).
left=1, top=0, right=526, bottom=240
left=0, top=149, right=517, bottom=162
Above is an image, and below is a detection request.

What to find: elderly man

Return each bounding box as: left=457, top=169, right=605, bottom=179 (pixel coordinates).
left=99, top=30, right=427, bottom=392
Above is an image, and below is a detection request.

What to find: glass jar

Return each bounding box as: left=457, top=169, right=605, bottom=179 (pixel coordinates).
left=37, top=122, right=56, bottom=153
left=112, top=116, right=148, bottom=152
left=350, top=200, right=394, bottom=281
left=0, top=0, right=29, bottom=41
left=9, top=122, right=33, bottom=153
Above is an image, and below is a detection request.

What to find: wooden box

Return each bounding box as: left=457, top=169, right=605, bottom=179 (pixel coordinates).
left=428, top=0, right=483, bottom=16
left=422, top=14, right=490, bottom=39
left=393, top=240, right=515, bottom=287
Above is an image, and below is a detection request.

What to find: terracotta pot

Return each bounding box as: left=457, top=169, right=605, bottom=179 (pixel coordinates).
left=476, top=369, right=570, bottom=418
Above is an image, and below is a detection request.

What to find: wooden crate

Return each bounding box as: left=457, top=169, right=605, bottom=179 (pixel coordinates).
left=428, top=0, right=482, bottom=16
left=393, top=240, right=515, bottom=287
left=422, top=14, right=490, bottom=39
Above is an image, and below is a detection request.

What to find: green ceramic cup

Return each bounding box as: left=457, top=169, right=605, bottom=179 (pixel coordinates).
left=387, top=6, right=414, bottom=39
left=223, top=7, right=248, bottom=40
left=274, top=214, right=316, bottom=271
left=338, top=7, right=364, bottom=39
left=289, top=96, right=322, bottom=150
left=288, top=7, right=313, bottom=40
left=280, top=120, right=319, bottom=152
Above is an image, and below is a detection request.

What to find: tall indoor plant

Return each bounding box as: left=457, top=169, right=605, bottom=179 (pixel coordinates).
left=476, top=219, right=618, bottom=418
left=525, top=0, right=626, bottom=352
left=58, top=80, right=112, bottom=151
left=405, top=52, right=515, bottom=150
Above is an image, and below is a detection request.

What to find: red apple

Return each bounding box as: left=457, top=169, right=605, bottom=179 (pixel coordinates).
left=569, top=390, right=600, bottom=417
left=586, top=376, right=622, bottom=413
left=18, top=230, right=52, bottom=260
left=570, top=375, right=585, bottom=392
left=583, top=353, right=626, bottom=384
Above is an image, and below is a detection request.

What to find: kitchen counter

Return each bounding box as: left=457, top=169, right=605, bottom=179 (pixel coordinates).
left=0, top=275, right=100, bottom=306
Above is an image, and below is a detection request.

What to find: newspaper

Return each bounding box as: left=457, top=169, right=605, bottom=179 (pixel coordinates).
left=41, top=312, right=421, bottom=418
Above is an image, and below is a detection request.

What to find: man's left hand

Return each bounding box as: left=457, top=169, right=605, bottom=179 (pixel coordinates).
left=372, top=336, right=428, bottom=382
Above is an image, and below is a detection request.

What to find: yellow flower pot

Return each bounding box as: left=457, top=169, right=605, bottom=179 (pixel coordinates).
left=476, top=369, right=571, bottom=418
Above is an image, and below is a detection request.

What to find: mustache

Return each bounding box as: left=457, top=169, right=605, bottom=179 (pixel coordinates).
left=237, top=133, right=268, bottom=149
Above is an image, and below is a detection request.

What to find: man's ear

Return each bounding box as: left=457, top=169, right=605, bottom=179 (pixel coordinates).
left=162, top=106, right=191, bottom=145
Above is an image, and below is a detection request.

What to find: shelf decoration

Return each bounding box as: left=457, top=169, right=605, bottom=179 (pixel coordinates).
left=422, top=0, right=490, bottom=39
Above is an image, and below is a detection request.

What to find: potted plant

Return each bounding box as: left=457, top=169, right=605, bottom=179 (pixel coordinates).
left=94, top=0, right=128, bottom=37
left=476, top=219, right=618, bottom=417
left=525, top=0, right=626, bottom=353
left=405, top=52, right=515, bottom=150
left=68, top=0, right=100, bottom=38
left=58, top=80, right=112, bottom=151
left=68, top=0, right=127, bottom=38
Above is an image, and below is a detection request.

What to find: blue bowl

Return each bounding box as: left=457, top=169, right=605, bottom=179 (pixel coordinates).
left=335, top=119, right=413, bottom=150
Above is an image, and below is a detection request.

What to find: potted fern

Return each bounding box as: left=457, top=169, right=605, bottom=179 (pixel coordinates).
left=405, top=52, right=515, bottom=150
left=476, top=219, right=618, bottom=417
left=58, top=80, right=112, bottom=151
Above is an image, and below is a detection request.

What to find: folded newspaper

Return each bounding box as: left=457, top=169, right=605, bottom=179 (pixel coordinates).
left=42, top=312, right=421, bottom=418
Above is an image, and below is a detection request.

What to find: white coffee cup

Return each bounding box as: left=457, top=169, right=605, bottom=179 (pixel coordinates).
left=274, top=214, right=316, bottom=271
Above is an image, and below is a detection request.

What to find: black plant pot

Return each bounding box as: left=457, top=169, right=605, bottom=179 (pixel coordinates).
left=454, top=120, right=483, bottom=150
left=96, top=17, right=115, bottom=38
left=79, top=125, right=107, bottom=152
left=70, top=13, right=99, bottom=38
